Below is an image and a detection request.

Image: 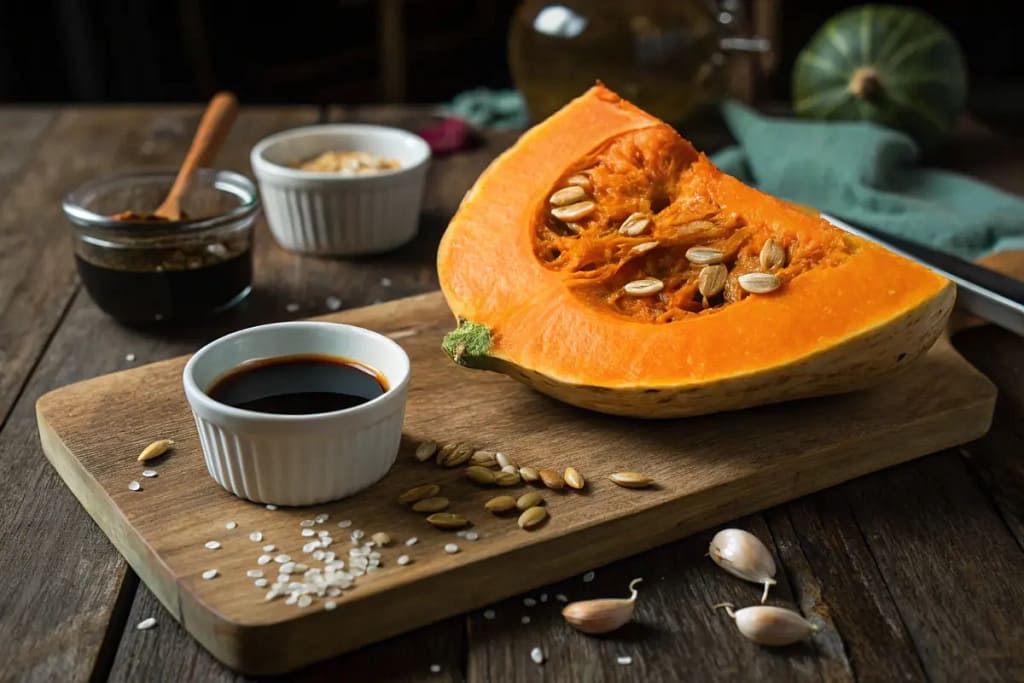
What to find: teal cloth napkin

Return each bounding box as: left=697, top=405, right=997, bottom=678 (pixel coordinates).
left=710, top=101, right=1024, bottom=259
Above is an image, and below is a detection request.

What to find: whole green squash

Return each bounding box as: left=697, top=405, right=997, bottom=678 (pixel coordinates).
left=792, top=5, right=967, bottom=148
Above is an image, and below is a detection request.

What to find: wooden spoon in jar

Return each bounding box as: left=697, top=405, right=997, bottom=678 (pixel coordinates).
left=113, top=91, right=238, bottom=222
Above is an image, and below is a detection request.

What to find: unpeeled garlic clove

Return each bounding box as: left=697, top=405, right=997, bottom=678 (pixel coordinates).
left=709, top=528, right=777, bottom=603
left=561, top=578, right=642, bottom=634
left=714, top=603, right=820, bottom=646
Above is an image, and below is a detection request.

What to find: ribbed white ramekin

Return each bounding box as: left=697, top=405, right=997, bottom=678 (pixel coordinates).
left=182, top=322, right=410, bottom=506
left=250, top=124, right=430, bottom=255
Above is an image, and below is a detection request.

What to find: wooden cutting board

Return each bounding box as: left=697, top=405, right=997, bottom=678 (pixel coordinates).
left=36, top=291, right=996, bottom=675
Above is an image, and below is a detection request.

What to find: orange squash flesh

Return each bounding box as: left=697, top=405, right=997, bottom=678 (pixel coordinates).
left=437, top=85, right=954, bottom=417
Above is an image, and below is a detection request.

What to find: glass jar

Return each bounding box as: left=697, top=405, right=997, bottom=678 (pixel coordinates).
left=63, top=169, right=260, bottom=323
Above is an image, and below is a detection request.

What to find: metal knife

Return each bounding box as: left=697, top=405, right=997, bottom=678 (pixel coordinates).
left=824, top=214, right=1024, bottom=337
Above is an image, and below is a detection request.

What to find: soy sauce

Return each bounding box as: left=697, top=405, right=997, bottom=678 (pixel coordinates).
left=207, top=354, right=388, bottom=415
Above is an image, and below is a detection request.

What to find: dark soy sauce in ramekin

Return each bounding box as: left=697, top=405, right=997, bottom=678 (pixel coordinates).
left=207, top=354, right=388, bottom=415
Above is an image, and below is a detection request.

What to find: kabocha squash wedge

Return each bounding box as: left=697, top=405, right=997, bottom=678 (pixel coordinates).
left=437, top=85, right=954, bottom=418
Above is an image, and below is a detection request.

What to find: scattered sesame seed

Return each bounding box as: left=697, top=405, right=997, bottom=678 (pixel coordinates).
left=135, top=617, right=156, bottom=630
left=300, top=519, right=315, bottom=528
left=444, top=543, right=460, bottom=554
left=301, top=529, right=315, bottom=537
left=125, top=353, right=136, bottom=362
left=337, top=520, right=352, bottom=528
left=317, top=530, right=330, bottom=537
left=246, top=569, right=263, bottom=578
left=257, top=555, right=272, bottom=565
left=397, top=554, right=411, bottom=566
left=142, top=469, right=158, bottom=478
left=380, top=277, right=392, bottom=287
left=524, top=597, right=536, bottom=607
left=617, top=655, right=633, bottom=665
left=556, top=593, right=568, bottom=603
left=465, top=531, right=480, bottom=541
left=225, top=521, right=237, bottom=530
left=324, top=600, right=338, bottom=611
left=128, top=481, right=141, bottom=492
left=325, top=295, right=343, bottom=312
left=583, top=571, right=595, bottom=583
left=274, top=554, right=291, bottom=563
left=262, top=544, right=276, bottom=552
left=429, top=664, right=441, bottom=673
left=202, top=569, right=218, bottom=580
left=254, top=578, right=268, bottom=588
left=303, top=541, right=320, bottom=553
left=315, top=513, right=329, bottom=523
left=286, top=303, right=300, bottom=313
left=530, top=647, right=545, bottom=664
left=204, top=541, right=221, bottom=550
left=405, top=537, right=418, bottom=546
left=297, top=595, right=312, bottom=608
left=456, top=530, right=468, bottom=539
left=265, top=504, right=278, bottom=511
left=521, top=616, right=531, bottom=624
left=249, top=532, right=263, bottom=542
left=540, top=593, right=548, bottom=602
left=483, top=609, right=496, bottom=620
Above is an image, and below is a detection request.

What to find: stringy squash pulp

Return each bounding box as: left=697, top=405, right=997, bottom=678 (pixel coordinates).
left=437, top=85, right=954, bottom=418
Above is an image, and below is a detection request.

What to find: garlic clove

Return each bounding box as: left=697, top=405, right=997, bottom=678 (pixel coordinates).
left=709, top=528, right=777, bottom=603
left=561, top=578, right=642, bottom=634
left=714, top=603, right=820, bottom=646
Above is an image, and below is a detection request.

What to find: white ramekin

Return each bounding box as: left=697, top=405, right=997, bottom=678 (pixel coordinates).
left=250, top=124, right=430, bottom=255
left=182, top=322, right=410, bottom=506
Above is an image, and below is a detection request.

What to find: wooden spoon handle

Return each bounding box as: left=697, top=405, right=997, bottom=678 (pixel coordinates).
left=154, top=91, right=238, bottom=220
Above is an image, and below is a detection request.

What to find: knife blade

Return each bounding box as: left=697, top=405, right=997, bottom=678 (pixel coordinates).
left=824, top=214, right=1024, bottom=337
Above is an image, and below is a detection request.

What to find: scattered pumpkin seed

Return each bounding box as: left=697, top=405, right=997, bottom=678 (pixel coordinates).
left=466, top=466, right=497, bottom=485
left=500, top=464, right=518, bottom=474
left=738, top=272, right=781, bottom=294
left=428, top=513, right=469, bottom=529
left=618, top=212, right=651, bottom=237
left=609, top=471, right=654, bottom=488
left=629, top=240, right=659, bottom=255
left=414, top=440, right=437, bottom=462
left=371, top=532, right=392, bottom=547
left=759, top=238, right=786, bottom=271
left=519, top=466, right=540, bottom=483
left=516, top=491, right=544, bottom=510
left=518, top=506, right=548, bottom=529
left=698, top=264, right=728, bottom=299
left=539, top=468, right=566, bottom=490
left=398, top=484, right=441, bottom=505
left=470, top=450, right=498, bottom=467
left=495, top=452, right=513, bottom=469
left=137, top=439, right=173, bottom=462
left=564, top=467, right=585, bottom=490
left=485, top=495, right=517, bottom=513
left=623, top=278, right=663, bottom=296
left=549, top=185, right=588, bottom=206
left=685, top=246, right=725, bottom=265
left=412, top=497, right=450, bottom=513
left=551, top=200, right=595, bottom=222
left=495, top=471, right=521, bottom=487
left=437, top=443, right=474, bottom=468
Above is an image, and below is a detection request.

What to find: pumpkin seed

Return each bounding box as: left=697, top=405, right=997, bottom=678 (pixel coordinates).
left=426, top=513, right=469, bottom=529
left=470, top=450, right=498, bottom=467
left=549, top=185, right=588, bottom=206
left=566, top=174, right=592, bottom=192
left=629, top=240, right=659, bottom=255
left=485, top=495, right=517, bottom=513
left=411, top=496, right=450, bottom=513
left=397, top=483, right=441, bottom=505
left=495, top=452, right=513, bottom=469
left=609, top=472, right=654, bottom=488
left=495, top=471, right=521, bottom=487
left=551, top=201, right=595, bottom=222
left=138, top=439, right=173, bottom=462
left=759, top=238, right=786, bottom=271
left=465, top=466, right=496, bottom=485
left=437, top=443, right=474, bottom=467
left=518, top=506, right=548, bottom=529
left=371, top=532, right=392, bottom=547
left=516, top=491, right=544, bottom=510
left=618, top=212, right=651, bottom=237
left=414, top=440, right=437, bottom=462
left=685, top=246, right=725, bottom=265
left=539, top=468, right=566, bottom=490
left=519, top=466, right=540, bottom=483
left=698, top=264, right=728, bottom=299
left=623, top=278, right=663, bottom=296
left=501, top=464, right=518, bottom=474
left=738, top=272, right=781, bottom=294
left=564, top=467, right=585, bottom=490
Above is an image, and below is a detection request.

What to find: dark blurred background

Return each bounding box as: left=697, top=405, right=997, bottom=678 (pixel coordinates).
left=0, top=0, right=1020, bottom=125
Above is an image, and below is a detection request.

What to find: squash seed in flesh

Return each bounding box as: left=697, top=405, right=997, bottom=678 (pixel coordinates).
left=549, top=185, right=589, bottom=206
left=426, top=513, right=469, bottom=530
left=609, top=472, right=654, bottom=489
left=551, top=201, right=595, bottom=222
left=698, top=264, right=728, bottom=299
left=414, top=440, right=437, bottom=462
left=618, top=212, right=651, bottom=237
left=470, top=450, right=498, bottom=467
left=518, top=506, right=548, bottom=530
left=566, top=174, right=593, bottom=192
left=412, top=497, right=450, bottom=513
left=539, top=468, right=566, bottom=490
left=685, top=247, right=725, bottom=265
left=495, top=471, right=522, bottom=487
left=623, top=278, right=663, bottom=296
left=138, top=439, right=174, bottom=462
left=516, top=491, right=544, bottom=511
left=485, top=495, right=517, bottom=513
left=465, top=466, right=496, bottom=485
left=397, top=483, right=441, bottom=505
left=759, top=238, right=786, bottom=271
left=738, top=272, right=781, bottom=294
left=564, top=467, right=585, bottom=490
left=629, top=240, right=659, bottom=255
left=519, top=466, right=540, bottom=483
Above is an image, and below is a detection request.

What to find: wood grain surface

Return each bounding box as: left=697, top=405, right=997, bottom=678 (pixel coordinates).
left=36, top=289, right=995, bottom=674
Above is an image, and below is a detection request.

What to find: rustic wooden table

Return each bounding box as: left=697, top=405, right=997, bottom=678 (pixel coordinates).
left=1, top=105, right=1022, bottom=682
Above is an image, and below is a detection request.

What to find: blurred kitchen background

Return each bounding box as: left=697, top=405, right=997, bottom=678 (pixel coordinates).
left=0, top=0, right=1020, bottom=129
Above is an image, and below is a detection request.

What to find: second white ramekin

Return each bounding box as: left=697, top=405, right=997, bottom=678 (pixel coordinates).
left=182, top=321, right=410, bottom=506
left=250, top=124, right=430, bottom=255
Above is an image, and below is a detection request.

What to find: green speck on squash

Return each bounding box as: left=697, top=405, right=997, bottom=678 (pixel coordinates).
left=442, top=319, right=492, bottom=365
